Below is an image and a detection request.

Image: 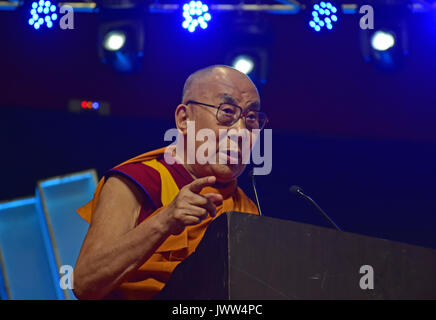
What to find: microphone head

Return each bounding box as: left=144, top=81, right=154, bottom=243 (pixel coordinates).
left=289, top=185, right=303, bottom=196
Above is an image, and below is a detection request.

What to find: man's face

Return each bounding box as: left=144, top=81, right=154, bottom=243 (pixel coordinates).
left=179, top=67, right=261, bottom=184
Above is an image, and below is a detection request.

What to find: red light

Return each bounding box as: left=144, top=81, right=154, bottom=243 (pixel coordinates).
left=81, top=101, right=87, bottom=109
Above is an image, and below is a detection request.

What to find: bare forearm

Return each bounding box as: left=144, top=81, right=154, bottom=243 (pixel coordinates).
left=74, top=213, right=170, bottom=299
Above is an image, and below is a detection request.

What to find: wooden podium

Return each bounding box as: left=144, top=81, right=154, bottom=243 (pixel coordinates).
left=155, top=212, right=436, bottom=300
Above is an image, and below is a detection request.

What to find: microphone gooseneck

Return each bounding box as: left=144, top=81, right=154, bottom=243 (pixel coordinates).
left=250, top=170, right=263, bottom=217
left=290, top=185, right=342, bottom=232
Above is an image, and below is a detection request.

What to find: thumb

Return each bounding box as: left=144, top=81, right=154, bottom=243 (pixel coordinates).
left=203, top=193, right=223, bottom=206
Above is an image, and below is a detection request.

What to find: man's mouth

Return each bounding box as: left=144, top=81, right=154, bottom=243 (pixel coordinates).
left=219, top=149, right=242, bottom=164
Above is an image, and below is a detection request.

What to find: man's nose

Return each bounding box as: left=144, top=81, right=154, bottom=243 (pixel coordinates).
left=228, top=118, right=251, bottom=146
left=232, top=117, right=247, bottom=131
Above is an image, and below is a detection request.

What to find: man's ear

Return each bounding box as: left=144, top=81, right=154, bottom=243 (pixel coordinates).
left=175, top=104, right=191, bottom=135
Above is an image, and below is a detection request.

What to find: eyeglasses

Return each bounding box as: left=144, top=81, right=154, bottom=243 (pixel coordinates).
left=186, top=100, right=268, bottom=131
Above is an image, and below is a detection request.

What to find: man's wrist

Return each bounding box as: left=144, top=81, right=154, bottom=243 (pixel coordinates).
left=149, top=208, right=172, bottom=238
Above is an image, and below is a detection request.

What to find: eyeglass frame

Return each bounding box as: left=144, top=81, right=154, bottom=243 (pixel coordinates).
left=185, top=100, right=269, bottom=130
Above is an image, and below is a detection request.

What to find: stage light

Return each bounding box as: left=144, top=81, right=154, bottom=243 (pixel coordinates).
left=182, top=1, right=211, bottom=33
left=28, top=0, right=57, bottom=30
left=103, top=31, right=126, bottom=51
left=371, top=31, right=395, bottom=51
left=359, top=3, right=409, bottom=72
left=309, top=1, right=339, bottom=32
left=225, top=19, right=272, bottom=86
left=98, top=10, right=145, bottom=73
left=227, top=50, right=267, bottom=84
left=232, top=55, right=255, bottom=75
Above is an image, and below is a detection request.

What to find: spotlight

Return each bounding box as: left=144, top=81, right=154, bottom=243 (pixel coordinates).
left=98, top=4, right=145, bottom=73
left=359, top=3, right=409, bottom=72
left=28, top=0, right=57, bottom=30
left=371, top=31, right=395, bottom=51
left=227, top=49, right=267, bottom=85
left=103, top=31, right=126, bottom=51
left=225, top=18, right=272, bottom=86
left=308, top=1, right=339, bottom=32
left=232, top=55, right=255, bottom=75
left=182, top=1, right=211, bottom=33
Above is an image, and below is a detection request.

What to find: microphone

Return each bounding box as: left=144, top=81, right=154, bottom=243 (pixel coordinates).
left=289, top=185, right=342, bottom=232
left=250, top=169, right=263, bottom=216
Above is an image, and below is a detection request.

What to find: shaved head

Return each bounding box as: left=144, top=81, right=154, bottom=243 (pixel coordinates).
left=182, top=65, right=258, bottom=104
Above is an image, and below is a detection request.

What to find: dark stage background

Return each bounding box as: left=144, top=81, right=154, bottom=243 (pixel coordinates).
left=1, top=3, right=436, bottom=249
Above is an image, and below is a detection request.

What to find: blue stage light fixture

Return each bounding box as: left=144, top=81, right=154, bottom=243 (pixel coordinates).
left=309, top=1, right=338, bottom=32
left=182, top=1, right=211, bottom=33
left=28, top=1, right=57, bottom=30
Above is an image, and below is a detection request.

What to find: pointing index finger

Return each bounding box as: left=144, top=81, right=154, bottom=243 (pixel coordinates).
left=188, top=176, right=216, bottom=194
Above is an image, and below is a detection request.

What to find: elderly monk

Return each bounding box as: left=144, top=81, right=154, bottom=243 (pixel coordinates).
left=73, top=65, right=268, bottom=300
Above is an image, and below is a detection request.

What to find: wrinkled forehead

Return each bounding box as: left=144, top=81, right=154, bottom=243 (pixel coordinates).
left=193, top=68, right=260, bottom=106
